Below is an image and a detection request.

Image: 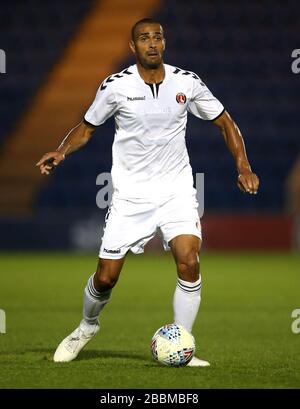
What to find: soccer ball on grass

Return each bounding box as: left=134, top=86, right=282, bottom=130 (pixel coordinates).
left=151, top=323, right=195, bottom=367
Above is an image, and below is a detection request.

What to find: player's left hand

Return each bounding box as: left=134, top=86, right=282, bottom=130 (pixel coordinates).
left=36, top=151, right=65, bottom=175
left=237, top=170, right=259, bottom=194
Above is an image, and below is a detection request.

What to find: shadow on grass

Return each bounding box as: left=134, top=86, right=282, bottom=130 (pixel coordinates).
left=22, top=348, right=154, bottom=364
left=76, top=349, right=149, bottom=363
left=0, top=349, right=191, bottom=369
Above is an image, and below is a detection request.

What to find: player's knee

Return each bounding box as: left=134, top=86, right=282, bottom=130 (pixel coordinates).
left=176, top=252, right=199, bottom=281
left=94, top=263, right=119, bottom=290
left=94, top=273, right=118, bottom=291
left=94, top=258, right=123, bottom=291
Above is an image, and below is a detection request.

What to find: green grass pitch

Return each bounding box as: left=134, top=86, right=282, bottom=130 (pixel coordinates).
left=0, top=251, right=299, bottom=389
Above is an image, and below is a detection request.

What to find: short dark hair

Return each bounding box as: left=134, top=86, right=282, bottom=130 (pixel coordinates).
left=131, top=18, right=163, bottom=41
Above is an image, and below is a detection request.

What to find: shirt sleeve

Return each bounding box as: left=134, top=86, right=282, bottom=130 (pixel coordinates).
left=188, top=77, right=224, bottom=121
left=84, top=77, right=117, bottom=126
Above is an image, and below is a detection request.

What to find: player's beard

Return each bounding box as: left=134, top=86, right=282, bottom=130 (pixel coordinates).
left=139, top=54, right=163, bottom=70
left=145, top=61, right=161, bottom=69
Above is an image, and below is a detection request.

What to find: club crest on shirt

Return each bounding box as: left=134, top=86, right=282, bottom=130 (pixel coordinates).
left=176, top=93, right=186, bottom=104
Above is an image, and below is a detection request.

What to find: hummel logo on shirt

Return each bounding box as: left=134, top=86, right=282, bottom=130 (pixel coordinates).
left=127, top=96, right=146, bottom=101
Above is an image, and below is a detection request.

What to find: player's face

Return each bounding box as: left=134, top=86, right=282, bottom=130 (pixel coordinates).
left=130, top=23, right=165, bottom=69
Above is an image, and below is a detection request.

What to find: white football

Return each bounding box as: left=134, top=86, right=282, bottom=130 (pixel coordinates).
left=151, top=323, right=195, bottom=367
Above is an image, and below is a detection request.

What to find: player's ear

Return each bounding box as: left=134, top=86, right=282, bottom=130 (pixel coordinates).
left=129, top=40, right=136, bottom=54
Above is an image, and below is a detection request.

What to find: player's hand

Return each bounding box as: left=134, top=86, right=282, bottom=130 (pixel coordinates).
left=36, top=151, right=65, bottom=175
left=237, top=170, right=259, bottom=194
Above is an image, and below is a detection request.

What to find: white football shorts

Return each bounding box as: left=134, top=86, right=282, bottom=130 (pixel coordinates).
left=99, top=191, right=202, bottom=259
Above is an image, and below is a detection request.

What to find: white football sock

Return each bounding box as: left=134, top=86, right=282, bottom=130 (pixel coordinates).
left=82, top=273, right=111, bottom=326
left=173, top=276, right=201, bottom=333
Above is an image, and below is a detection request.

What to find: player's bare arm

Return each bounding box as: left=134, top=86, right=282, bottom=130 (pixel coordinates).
left=36, top=120, right=96, bottom=175
left=213, top=110, right=259, bottom=194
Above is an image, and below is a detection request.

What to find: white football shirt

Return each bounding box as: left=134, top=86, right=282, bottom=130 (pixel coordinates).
left=84, top=63, right=224, bottom=199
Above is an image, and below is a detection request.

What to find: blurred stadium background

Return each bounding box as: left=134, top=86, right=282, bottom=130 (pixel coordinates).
left=0, top=0, right=299, bottom=252
left=0, top=0, right=300, bottom=390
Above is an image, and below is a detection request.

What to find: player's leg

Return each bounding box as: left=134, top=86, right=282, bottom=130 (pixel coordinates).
left=169, top=234, right=201, bottom=333
left=83, top=257, right=125, bottom=326
left=54, top=194, right=156, bottom=362
left=53, top=257, right=125, bottom=362
left=170, top=234, right=209, bottom=367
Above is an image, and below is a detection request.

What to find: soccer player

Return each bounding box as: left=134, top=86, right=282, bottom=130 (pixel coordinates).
left=36, top=18, right=259, bottom=366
